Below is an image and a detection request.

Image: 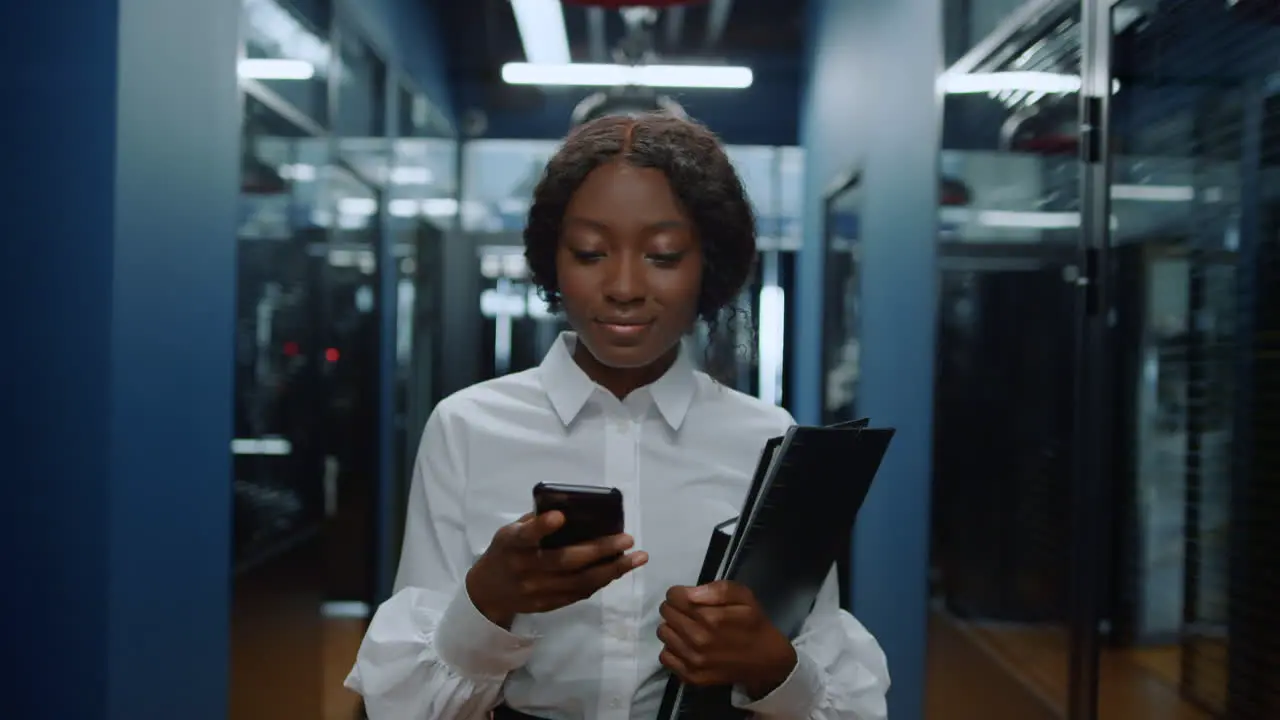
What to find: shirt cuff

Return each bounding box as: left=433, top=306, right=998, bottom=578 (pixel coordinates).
left=432, top=583, right=539, bottom=679
left=732, top=646, right=824, bottom=719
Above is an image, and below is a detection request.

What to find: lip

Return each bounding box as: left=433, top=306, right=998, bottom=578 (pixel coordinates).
left=594, top=318, right=654, bottom=340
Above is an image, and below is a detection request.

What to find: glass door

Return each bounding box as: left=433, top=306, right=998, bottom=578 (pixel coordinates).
left=229, top=90, right=327, bottom=720
left=1101, top=1, right=1280, bottom=718
left=929, top=1, right=1090, bottom=717
left=319, top=162, right=383, bottom=603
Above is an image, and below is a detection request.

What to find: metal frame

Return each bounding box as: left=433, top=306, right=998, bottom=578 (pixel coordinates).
left=819, top=165, right=864, bottom=427
left=328, top=5, right=393, bottom=609
left=820, top=166, right=865, bottom=615
left=1065, top=2, right=1114, bottom=719
left=1223, top=73, right=1267, bottom=720
left=241, top=0, right=448, bottom=606
left=944, top=0, right=1079, bottom=76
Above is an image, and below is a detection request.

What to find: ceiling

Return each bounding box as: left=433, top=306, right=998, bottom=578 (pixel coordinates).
left=432, top=0, right=809, bottom=144
left=436, top=0, right=807, bottom=81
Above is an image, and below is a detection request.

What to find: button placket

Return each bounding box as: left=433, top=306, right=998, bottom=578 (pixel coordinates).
left=597, top=408, right=635, bottom=720
left=620, top=412, right=643, bottom=718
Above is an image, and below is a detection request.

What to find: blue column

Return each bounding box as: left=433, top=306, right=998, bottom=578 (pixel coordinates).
left=2, top=1, right=241, bottom=718
left=797, top=1, right=942, bottom=718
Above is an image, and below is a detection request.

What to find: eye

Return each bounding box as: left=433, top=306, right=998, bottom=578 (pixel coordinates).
left=570, top=250, right=605, bottom=263
left=647, top=252, right=684, bottom=267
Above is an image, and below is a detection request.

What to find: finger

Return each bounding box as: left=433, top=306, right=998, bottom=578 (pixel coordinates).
left=659, top=646, right=692, bottom=678
left=576, top=550, right=648, bottom=591
left=658, top=601, right=714, bottom=650
left=686, top=579, right=747, bottom=606
left=545, top=533, right=635, bottom=573
left=528, top=549, right=646, bottom=605
left=659, top=647, right=710, bottom=687
left=664, top=585, right=699, bottom=613
left=657, top=621, right=702, bottom=667
left=514, top=510, right=565, bottom=546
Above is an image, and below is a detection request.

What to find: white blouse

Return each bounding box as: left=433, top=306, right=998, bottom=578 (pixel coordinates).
left=346, top=332, right=889, bottom=720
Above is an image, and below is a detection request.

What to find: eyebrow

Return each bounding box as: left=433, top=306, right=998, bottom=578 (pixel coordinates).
left=563, top=217, right=689, bottom=232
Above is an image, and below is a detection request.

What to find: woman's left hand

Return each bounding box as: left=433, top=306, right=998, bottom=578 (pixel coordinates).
left=658, top=580, right=798, bottom=699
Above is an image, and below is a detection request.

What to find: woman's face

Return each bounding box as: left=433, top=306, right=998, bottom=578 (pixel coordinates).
left=555, top=161, right=703, bottom=372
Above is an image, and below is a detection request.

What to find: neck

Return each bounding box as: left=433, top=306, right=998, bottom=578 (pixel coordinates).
left=573, top=342, right=679, bottom=400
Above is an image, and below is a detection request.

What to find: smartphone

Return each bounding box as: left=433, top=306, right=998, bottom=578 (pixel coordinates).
left=532, top=482, right=625, bottom=550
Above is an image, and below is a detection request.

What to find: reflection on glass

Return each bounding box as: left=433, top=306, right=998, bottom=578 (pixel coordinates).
left=241, top=0, right=332, bottom=127
left=821, top=171, right=862, bottom=426
left=389, top=87, right=456, bottom=551
left=317, top=161, right=382, bottom=600
left=1102, top=1, right=1272, bottom=716
left=233, top=94, right=329, bottom=568
left=477, top=249, right=566, bottom=380
left=335, top=30, right=386, bottom=138
left=930, top=1, right=1084, bottom=715
left=393, top=216, right=445, bottom=524
left=463, top=140, right=560, bottom=234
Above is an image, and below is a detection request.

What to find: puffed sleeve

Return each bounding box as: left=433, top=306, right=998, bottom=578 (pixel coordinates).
left=344, top=401, right=539, bottom=719
left=732, top=566, right=890, bottom=719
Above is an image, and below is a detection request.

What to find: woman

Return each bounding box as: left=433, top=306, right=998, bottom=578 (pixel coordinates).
left=346, top=113, right=889, bottom=719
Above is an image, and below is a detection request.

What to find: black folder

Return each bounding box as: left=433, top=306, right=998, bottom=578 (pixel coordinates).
left=656, top=420, right=894, bottom=720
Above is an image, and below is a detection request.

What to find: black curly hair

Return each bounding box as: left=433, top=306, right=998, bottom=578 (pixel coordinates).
left=523, top=113, right=758, bottom=340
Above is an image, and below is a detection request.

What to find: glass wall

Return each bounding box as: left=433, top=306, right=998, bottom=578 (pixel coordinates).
left=1102, top=2, right=1280, bottom=718
left=386, top=88, right=457, bottom=579
left=925, top=2, right=1280, bottom=719
left=930, top=2, right=1087, bottom=716
left=458, top=140, right=802, bottom=406
left=229, top=0, right=456, bottom=717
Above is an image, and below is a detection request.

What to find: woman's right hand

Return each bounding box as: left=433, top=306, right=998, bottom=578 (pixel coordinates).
left=465, top=511, right=648, bottom=629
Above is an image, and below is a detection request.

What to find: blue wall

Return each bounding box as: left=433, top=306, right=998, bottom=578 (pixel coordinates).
left=797, top=1, right=942, bottom=718
left=1, top=1, right=241, bottom=718
left=1, top=0, right=457, bottom=716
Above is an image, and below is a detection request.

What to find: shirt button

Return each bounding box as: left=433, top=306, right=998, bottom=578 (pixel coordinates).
left=610, top=698, right=621, bottom=709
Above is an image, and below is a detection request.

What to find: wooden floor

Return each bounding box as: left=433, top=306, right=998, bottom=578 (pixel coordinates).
left=325, top=618, right=365, bottom=720
left=955, top=619, right=1212, bottom=720
left=927, top=611, right=1060, bottom=720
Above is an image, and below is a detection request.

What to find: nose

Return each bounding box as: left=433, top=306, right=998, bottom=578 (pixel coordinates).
left=603, top=253, right=646, bottom=305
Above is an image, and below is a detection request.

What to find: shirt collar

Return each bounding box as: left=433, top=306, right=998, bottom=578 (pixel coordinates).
left=539, top=331, right=697, bottom=431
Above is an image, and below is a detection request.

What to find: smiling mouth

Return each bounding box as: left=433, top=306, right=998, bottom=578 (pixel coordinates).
left=596, top=319, right=653, bottom=327
left=594, top=319, right=654, bottom=339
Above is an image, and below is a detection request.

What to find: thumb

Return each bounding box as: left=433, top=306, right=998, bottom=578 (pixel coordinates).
left=688, top=580, right=735, bottom=605
left=517, top=510, right=565, bottom=545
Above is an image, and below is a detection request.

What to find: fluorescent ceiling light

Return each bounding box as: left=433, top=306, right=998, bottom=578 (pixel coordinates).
left=423, top=198, right=460, bottom=217
left=940, top=71, right=1081, bottom=95
left=338, top=197, right=378, bottom=215
left=239, top=58, right=315, bottom=80
left=940, top=207, right=1080, bottom=229
left=939, top=71, right=1121, bottom=96
left=502, top=62, right=754, bottom=89
left=940, top=207, right=1121, bottom=231
left=231, top=438, right=292, bottom=456
left=389, top=166, right=433, bottom=185
left=1111, top=184, right=1194, bottom=202
left=242, top=0, right=332, bottom=77
left=510, top=0, right=571, bottom=65
left=388, top=199, right=422, bottom=217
